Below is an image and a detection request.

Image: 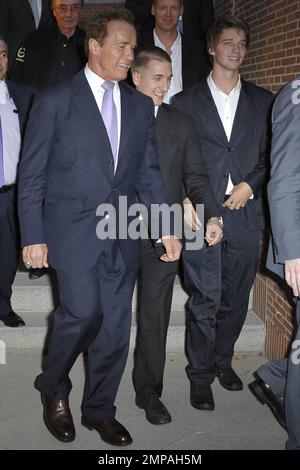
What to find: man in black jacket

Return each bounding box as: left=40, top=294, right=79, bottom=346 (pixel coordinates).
left=172, top=16, right=274, bottom=411
left=0, top=0, right=53, bottom=77
left=131, top=45, right=223, bottom=424
left=0, top=36, right=35, bottom=327
left=10, top=0, right=86, bottom=89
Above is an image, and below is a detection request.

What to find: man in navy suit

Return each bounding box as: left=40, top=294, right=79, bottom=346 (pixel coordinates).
left=0, top=36, right=35, bottom=328
left=173, top=16, right=273, bottom=410
left=18, top=8, right=181, bottom=446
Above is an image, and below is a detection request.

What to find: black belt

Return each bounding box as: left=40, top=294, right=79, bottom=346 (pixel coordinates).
left=0, top=184, right=15, bottom=193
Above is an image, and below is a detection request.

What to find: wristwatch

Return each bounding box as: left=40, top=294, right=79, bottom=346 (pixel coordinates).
left=207, top=216, right=223, bottom=229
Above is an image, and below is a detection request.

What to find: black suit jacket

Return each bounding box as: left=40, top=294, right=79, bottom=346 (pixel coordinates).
left=156, top=103, right=220, bottom=221
left=0, top=0, right=53, bottom=76
left=173, top=79, right=274, bottom=230
left=10, top=22, right=86, bottom=89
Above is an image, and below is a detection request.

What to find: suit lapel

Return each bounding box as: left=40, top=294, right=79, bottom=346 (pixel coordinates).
left=198, top=81, right=229, bottom=145
left=115, top=83, right=136, bottom=177
left=229, top=81, right=249, bottom=145
left=72, top=71, right=114, bottom=178
left=23, top=0, right=34, bottom=20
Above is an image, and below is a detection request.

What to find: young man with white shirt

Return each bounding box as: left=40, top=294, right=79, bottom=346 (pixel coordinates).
left=0, top=36, right=35, bottom=327
left=173, top=16, right=273, bottom=410
left=137, top=0, right=208, bottom=104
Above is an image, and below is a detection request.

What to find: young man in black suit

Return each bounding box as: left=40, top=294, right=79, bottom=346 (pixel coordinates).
left=131, top=45, right=223, bottom=424
left=173, top=16, right=273, bottom=410
left=0, top=36, right=35, bottom=327
left=0, top=0, right=53, bottom=77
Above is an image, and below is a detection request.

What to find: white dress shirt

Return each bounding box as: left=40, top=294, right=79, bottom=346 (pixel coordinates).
left=154, top=30, right=182, bottom=104
left=0, top=81, right=21, bottom=185
left=84, top=64, right=121, bottom=173
left=207, top=72, right=253, bottom=198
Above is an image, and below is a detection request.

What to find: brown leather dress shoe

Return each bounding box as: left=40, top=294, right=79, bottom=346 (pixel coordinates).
left=42, top=395, right=76, bottom=442
left=81, top=416, right=133, bottom=446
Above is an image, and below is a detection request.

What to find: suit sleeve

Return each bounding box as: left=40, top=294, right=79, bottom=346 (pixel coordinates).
left=135, top=106, right=175, bottom=239
left=124, top=0, right=152, bottom=26
left=0, top=0, right=10, bottom=41
left=10, top=34, right=32, bottom=85
left=243, top=95, right=273, bottom=196
left=183, top=116, right=221, bottom=221
left=268, top=80, right=300, bottom=263
left=18, top=92, right=55, bottom=247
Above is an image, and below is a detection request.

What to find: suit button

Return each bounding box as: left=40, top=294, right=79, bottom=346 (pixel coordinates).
left=228, top=146, right=234, bottom=152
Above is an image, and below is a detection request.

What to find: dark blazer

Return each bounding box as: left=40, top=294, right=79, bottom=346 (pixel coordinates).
left=0, top=0, right=53, bottom=75
left=156, top=103, right=220, bottom=220
left=10, top=22, right=86, bottom=89
left=18, top=70, right=171, bottom=272
left=173, top=78, right=274, bottom=230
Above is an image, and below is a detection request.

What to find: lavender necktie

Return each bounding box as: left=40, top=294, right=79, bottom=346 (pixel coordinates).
left=0, top=118, right=4, bottom=188
left=101, top=81, right=118, bottom=168
left=28, top=0, right=40, bottom=28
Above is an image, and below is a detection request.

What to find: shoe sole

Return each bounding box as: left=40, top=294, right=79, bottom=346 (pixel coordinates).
left=218, top=378, right=243, bottom=391
left=248, top=382, right=286, bottom=430
left=81, top=418, right=133, bottom=446
left=190, top=401, right=215, bottom=411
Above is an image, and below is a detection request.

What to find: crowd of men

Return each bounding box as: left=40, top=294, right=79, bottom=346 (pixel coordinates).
left=0, top=0, right=299, bottom=451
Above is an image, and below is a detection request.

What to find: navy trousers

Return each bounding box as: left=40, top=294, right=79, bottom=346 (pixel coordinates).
left=35, top=240, right=137, bottom=421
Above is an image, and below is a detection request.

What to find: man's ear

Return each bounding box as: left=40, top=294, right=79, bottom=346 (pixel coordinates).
left=132, top=70, right=141, bottom=87
left=208, top=47, right=215, bottom=58
left=88, top=38, right=99, bottom=55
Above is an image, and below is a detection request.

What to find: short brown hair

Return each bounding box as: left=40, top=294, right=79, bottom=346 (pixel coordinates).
left=207, top=15, right=250, bottom=50
left=51, top=0, right=84, bottom=9
left=86, top=7, right=134, bottom=48
left=131, top=45, right=171, bottom=73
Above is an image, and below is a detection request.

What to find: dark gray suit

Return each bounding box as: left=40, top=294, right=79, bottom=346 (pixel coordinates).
left=173, top=79, right=273, bottom=385
left=257, top=76, right=300, bottom=450
left=133, top=103, right=220, bottom=406
left=0, top=0, right=53, bottom=76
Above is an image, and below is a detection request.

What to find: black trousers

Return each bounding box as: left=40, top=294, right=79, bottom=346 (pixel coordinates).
left=133, top=239, right=178, bottom=407
left=183, top=209, right=261, bottom=385
left=0, top=187, right=19, bottom=315
left=35, top=240, right=137, bottom=421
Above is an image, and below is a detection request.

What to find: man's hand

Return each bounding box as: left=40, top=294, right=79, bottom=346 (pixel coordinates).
left=223, top=182, right=253, bottom=210
left=205, top=219, right=223, bottom=246
left=160, top=235, right=182, bottom=262
left=285, top=258, right=300, bottom=297
left=183, top=197, right=202, bottom=231
left=22, top=243, right=49, bottom=269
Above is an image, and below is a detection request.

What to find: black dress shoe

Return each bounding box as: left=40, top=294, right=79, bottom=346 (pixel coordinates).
left=42, top=395, right=76, bottom=442
left=248, top=376, right=286, bottom=429
left=82, top=416, right=133, bottom=446
left=29, top=268, right=48, bottom=280
left=0, top=311, right=25, bottom=327
left=190, top=384, right=215, bottom=410
left=216, top=367, right=243, bottom=391
left=138, top=397, right=172, bottom=425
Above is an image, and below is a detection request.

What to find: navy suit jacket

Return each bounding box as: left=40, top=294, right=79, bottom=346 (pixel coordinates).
left=18, top=70, right=171, bottom=272
left=173, top=79, right=274, bottom=230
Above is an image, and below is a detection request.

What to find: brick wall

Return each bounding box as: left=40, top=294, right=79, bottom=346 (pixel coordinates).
left=215, top=0, right=300, bottom=359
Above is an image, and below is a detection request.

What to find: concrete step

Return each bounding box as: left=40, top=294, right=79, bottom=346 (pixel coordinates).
left=1, top=272, right=264, bottom=353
